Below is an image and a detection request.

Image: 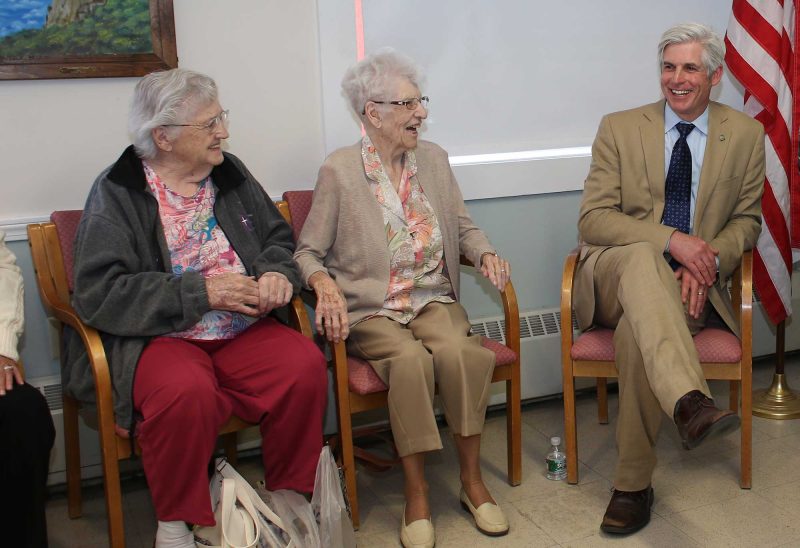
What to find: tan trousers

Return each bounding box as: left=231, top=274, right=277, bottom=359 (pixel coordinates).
left=591, top=243, right=711, bottom=491
left=346, top=301, right=496, bottom=457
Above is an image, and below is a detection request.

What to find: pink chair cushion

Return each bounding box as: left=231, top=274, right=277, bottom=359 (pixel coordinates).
left=348, top=356, right=386, bottom=395
left=347, top=337, right=518, bottom=395
left=571, top=326, right=741, bottom=363
left=481, top=337, right=518, bottom=365
left=693, top=328, right=743, bottom=362
left=571, top=328, right=616, bottom=361
left=50, top=210, right=83, bottom=292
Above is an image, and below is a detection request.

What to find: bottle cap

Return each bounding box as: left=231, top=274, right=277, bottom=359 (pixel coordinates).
left=551, top=436, right=561, bottom=445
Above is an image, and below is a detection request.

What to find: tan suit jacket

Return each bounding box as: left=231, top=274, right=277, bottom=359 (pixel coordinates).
left=575, top=100, right=765, bottom=336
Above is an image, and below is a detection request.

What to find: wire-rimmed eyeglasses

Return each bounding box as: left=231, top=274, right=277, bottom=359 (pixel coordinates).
left=165, top=110, right=229, bottom=133
left=363, top=96, right=429, bottom=114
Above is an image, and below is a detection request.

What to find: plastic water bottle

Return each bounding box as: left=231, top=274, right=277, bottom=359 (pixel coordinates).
left=545, top=436, right=567, bottom=480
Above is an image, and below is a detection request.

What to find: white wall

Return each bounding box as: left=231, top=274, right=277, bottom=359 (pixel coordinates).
left=0, top=0, right=325, bottom=230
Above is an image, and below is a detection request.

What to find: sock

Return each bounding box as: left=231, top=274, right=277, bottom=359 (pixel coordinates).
left=155, top=520, right=194, bottom=548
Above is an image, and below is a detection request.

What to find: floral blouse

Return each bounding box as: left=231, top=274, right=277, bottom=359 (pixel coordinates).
left=362, top=136, right=454, bottom=324
left=144, top=162, right=255, bottom=340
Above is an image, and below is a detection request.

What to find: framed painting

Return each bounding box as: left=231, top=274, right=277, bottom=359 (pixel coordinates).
left=0, top=0, right=177, bottom=80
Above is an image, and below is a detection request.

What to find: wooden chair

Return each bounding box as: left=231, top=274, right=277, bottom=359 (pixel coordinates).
left=28, top=211, right=313, bottom=548
left=559, top=248, right=753, bottom=488
left=278, top=190, right=522, bottom=529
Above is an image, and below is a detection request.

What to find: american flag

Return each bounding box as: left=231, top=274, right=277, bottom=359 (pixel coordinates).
left=725, top=0, right=799, bottom=324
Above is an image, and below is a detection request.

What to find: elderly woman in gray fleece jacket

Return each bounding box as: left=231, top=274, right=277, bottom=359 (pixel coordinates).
left=294, top=49, right=512, bottom=547
left=65, top=69, right=327, bottom=548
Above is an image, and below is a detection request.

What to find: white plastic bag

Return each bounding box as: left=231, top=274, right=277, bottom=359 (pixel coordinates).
left=311, top=446, right=357, bottom=548
left=258, top=487, right=320, bottom=547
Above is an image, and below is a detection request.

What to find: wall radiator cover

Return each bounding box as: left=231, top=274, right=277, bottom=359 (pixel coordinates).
left=470, top=307, right=576, bottom=346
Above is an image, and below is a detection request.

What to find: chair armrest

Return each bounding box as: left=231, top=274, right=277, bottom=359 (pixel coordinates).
left=287, top=295, right=313, bottom=339
left=459, top=255, right=520, bottom=354
left=494, top=279, right=520, bottom=354
left=297, top=287, right=350, bottom=418
left=732, top=250, right=753, bottom=353
left=560, top=248, right=580, bottom=351
left=50, top=305, right=120, bottom=443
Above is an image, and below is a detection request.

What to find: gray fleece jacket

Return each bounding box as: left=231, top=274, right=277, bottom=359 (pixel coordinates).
left=63, top=145, right=300, bottom=431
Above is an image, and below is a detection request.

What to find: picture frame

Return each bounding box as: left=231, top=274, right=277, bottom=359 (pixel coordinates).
left=0, top=0, right=177, bottom=80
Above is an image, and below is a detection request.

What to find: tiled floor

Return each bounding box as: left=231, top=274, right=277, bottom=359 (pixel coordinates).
left=46, top=357, right=800, bottom=547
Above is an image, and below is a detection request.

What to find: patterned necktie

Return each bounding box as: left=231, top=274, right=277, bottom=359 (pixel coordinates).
left=662, top=122, right=695, bottom=235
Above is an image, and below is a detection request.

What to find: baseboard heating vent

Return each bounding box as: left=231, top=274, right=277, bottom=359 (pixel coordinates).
left=470, top=307, right=574, bottom=345
left=28, top=374, right=63, bottom=411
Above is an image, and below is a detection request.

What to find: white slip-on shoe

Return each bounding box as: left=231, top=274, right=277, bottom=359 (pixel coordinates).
left=399, top=505, right=435, bottom=547
left=459, top=488, right=510, bottom=536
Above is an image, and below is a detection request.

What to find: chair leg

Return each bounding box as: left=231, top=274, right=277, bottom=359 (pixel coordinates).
left=97, top=427, right=125, bottom=547
left=740, top=378, right=752, bottom=489
left=222, top=432, right=239, bottom=466
left=563, top=372, right=579, bottom=484
left=339, top=402, right=360, bottom=529
left=63, top=395, right=82, bottom=519
left=505, top=364, right=522, bottom=486
left=597, top=377, right=609, bottom=424
left=729, top=380, right=739, bottom=413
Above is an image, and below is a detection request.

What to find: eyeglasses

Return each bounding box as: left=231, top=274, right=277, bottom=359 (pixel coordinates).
left=364, top=96, right=429, bottom=114
left=165, top=110, right=229, bottom=133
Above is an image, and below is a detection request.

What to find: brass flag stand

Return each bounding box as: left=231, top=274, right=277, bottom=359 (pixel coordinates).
left=753, top=321, right=800, bottom=419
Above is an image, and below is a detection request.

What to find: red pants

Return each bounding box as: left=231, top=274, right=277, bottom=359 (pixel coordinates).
left=133, top=318, right=327, bottom=524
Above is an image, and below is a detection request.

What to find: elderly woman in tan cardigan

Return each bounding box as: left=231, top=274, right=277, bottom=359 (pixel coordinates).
left=294, top=49, right=511, bottom=547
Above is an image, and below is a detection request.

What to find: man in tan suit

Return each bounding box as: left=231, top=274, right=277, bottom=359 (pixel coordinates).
left=575, top=22, right=765, bottom=534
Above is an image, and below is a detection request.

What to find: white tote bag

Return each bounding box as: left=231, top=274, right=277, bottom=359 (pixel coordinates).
left=194, top=477, right=259, bottom=548
left=196, top=459, right=293, bottom=548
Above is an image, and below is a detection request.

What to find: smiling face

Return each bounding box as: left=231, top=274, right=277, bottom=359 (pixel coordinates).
left=660, top=41, right=722, bottom=122
left=365, top=76, right=427, bottom=160
left=164, top=99, right=229, bottom=176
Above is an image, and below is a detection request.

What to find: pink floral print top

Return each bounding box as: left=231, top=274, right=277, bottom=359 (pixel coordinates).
left=144, top=162, right=255, bottom=340
left=361, top=136, right=454, bottom=324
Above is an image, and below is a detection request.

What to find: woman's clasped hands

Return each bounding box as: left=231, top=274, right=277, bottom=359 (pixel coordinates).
left=205, top=272, right=293, bottom=316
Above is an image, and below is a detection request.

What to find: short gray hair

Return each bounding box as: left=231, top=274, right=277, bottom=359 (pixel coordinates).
left=658, top=22, right=725, bottom=78
left=128, top=68, right=218, bottom=159
left=341, top=48, right=425, bottom=116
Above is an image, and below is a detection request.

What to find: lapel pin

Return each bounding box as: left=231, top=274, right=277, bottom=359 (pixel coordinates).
left=719, top=134, right=726, bottom=141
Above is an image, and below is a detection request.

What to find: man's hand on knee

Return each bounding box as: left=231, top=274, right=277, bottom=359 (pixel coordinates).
left=674, top=267, right=708, bottom=319
left=668, top=232, right=718, bottom=286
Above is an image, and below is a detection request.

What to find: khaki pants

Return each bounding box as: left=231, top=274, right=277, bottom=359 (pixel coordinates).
left=347, top=301, right=496, bottom=457
left=591, top=243, right=711, bottom=491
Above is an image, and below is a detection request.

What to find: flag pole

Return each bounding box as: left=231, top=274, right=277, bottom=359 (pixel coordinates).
left=752, top=320, right=800, bottom=418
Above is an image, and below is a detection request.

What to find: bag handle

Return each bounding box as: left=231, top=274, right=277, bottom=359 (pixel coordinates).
left=233, top=474, right=289, bottom=533
left=216, top=459, right=291, bottom=538
left=220, top=478, right=260, bottom=548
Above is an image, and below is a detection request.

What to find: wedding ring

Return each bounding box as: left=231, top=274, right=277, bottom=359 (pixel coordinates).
left=500, top=268, right=506, bottom=273
left=2, top=365, right=14, bottom=371
left=698, top=291, right=704, bottom=295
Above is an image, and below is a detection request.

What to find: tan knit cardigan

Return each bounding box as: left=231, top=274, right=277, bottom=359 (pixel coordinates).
left=294, top=140, right=496, bottom=327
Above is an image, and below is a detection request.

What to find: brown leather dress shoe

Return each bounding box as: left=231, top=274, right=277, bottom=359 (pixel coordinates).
left=600, top=486, right=654, bottom=534
left=674, top=390, right=740, bottom=450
